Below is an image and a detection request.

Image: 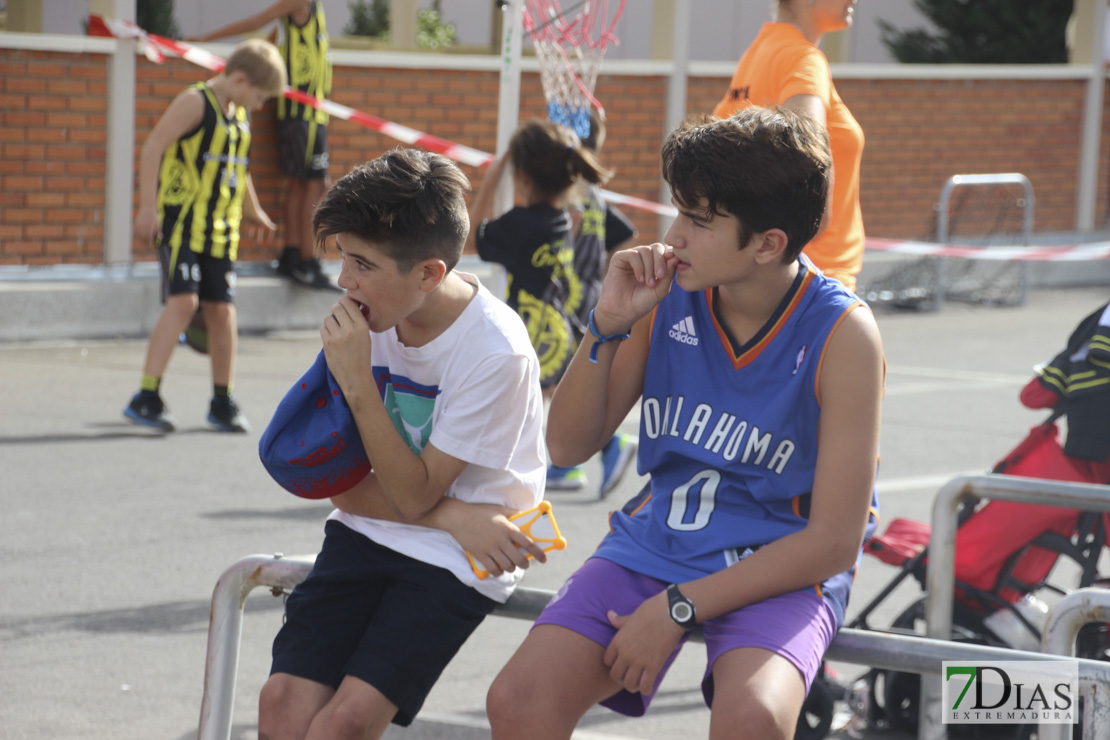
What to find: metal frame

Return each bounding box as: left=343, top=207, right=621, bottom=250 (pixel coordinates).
left=931, top=173, right=1035, bottom=311
left=921, top=474, right=1110, bottom=740
left=198, top=516, right=1110, bottom=740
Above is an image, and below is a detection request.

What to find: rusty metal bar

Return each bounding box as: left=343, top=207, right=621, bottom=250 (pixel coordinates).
left=196, top=553, right=317, bottom=740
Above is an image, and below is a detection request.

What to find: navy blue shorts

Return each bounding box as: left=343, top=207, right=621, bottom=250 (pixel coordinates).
left=158, top=243, right=235, bottom=303
left=271, top=520, right=497, bottom=726
left=278, top=118, right=329, bottom=180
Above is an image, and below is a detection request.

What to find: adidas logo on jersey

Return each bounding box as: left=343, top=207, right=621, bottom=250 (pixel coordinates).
left=669, top=316, right=699, bottom=346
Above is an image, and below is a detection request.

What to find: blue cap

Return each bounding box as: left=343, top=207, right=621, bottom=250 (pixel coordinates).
left=259, top=350, right=372, bottom=499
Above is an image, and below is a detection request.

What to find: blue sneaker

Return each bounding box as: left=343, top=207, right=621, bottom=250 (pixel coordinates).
left=207, top=395, right=251, bottom=434
left=546, top=464, right=587, bottom=491
left=599, top=433, right=637, bottom=499
left=123, top=392, right=176, bottom=432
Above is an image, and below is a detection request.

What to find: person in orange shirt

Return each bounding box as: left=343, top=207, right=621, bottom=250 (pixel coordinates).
left=713, top=0, right=865, bottom=293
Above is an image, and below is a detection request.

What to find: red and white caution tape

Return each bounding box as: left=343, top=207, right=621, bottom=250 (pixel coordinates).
left=88, top=14, right=674, bottom=213
left=280, top=89, right=493, bottom=169
left=89, top=15, right=493, bottom=168
left=85, top=16, right=1110, bottom=252
left=866, top=238, right=1110, bottom=261
left=600, top=191, right=677, bottom=217
left=89, top=15, right=224, bottom=69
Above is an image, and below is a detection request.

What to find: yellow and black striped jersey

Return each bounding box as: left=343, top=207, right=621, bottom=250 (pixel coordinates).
left=277, top=1, right=332, bottom=124
left=157, top=82, right=251, bottom=261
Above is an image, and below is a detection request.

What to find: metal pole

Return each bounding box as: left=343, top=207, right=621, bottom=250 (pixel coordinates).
left=658, top=0, right=690, bottom=239
left=494, top=0, right=524, bottom=218
left=1041, top=589, right=1110, bottom=740
left=1076, top=0, right=1108, bottom=230
left=196, top=554, right=316, bottom=740
left=921, top=474, right=1110, bottom=740
left=934, top=176, right=956, bottom=312
left=934, top=173, right=1035, bottom=310
left=100, top=0, right=136, bottom=267
left=484, top=0, right=524, bottom=297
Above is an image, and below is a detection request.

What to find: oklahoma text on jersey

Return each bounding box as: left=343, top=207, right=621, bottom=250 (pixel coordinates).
left=641, top=394, right=796, bottom=474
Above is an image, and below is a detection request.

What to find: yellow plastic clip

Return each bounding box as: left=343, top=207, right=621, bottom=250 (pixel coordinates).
left=468, top=500, right=567, bottom=580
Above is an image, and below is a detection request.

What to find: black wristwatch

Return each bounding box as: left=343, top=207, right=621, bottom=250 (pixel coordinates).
left=666, top=583, right=697, bottom=631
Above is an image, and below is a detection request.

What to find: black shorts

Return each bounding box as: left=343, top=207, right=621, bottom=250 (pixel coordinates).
left=278, top=117, right=329, bottom=180
left=270, top=520, right=497, bottom=726
left=158, top=243, right=236, bottom=303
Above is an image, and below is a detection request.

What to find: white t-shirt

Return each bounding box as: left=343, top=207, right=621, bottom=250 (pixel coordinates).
left=330, top=273, right=546, bottom=602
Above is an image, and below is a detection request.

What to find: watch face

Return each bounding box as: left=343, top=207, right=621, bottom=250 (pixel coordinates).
left=672, top=602, right=693, bottom=623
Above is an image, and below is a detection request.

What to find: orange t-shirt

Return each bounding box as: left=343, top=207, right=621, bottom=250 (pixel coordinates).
left=713, top=23, right=865, bottom=291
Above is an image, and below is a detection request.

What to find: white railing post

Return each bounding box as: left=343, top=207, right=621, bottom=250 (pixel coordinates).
left=96, top=0, right=137, bottom=267
left=1041, top=589, right=1110, bottom=740
left=196, top=554, right=316, bottom=740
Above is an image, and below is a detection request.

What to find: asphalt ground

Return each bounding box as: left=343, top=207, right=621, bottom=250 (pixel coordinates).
left=2, top=284, right=1108, bottom=740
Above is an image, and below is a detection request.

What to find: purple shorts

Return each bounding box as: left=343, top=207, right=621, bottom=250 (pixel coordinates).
left=533, top=556, right=838, bottom=716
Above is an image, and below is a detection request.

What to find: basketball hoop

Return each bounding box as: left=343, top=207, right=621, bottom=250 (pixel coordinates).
left=522, top=0, right=625, bottom=139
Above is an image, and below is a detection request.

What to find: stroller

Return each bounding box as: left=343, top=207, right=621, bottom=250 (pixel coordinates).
left=804, top=301, right=1110, bottom=739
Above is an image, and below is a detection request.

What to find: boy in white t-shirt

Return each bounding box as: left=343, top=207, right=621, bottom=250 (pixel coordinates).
left=258, top=148, right=547, bottom=740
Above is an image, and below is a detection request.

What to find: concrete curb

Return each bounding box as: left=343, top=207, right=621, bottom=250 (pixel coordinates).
left=0, top=254, right=1103, bottom=344
left=0, top=258, right=504, bottom=344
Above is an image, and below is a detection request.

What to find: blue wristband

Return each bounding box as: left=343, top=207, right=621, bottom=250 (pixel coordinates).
left=587, top=308, right=631, bottom=364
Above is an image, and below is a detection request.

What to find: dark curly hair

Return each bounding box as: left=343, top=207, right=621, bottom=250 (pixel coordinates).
left=313, top=148, right=471, bottom=272
left=662, top=106, right=831, bottom=261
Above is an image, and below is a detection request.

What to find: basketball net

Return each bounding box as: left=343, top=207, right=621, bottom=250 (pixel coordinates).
left=522, top=0, right=625, bottom=139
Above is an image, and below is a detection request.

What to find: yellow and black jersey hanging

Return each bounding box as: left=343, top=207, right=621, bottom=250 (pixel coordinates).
left=277, top=0, right=332, bottom=124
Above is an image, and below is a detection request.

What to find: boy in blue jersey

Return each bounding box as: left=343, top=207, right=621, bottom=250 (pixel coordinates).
left=488, top=107, right=884, bottom=740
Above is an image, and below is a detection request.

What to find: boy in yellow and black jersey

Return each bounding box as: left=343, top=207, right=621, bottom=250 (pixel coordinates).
left=123, top=39, right=286, bottom=433
left=190, top=0, right=337, bottom=290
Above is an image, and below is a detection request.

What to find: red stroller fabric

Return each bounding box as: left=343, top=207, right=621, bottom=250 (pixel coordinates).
left=993, top=418, right=1106, bottom=484
left=967, top=421, right=1110, bottom=605
left=863, top=518, right=929, bottom=567
left=955, top=500, right=1079, bottom=606
left=865, top=421, right=1108, bottom=609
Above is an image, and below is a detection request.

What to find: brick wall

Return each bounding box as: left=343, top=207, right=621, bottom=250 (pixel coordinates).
left=0, top=49, right=109, bottom=264
left=1, top=44, right=1108, bottom=266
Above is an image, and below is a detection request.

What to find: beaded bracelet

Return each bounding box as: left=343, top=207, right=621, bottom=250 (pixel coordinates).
left=587, top=308, right=631, bottom=364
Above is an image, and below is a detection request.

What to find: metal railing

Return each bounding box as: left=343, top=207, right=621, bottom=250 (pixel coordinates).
left=922, top=474, right=1110, bottom=740
left=197, top=534, right=1110, bottom=740
left=931, top=173, right=1035, bottom=310
left=862, top=173, right=1036, bottom=312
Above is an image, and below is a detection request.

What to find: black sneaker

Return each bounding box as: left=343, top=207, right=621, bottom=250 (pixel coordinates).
left=289, top=258, right=340, bottom=291
left=123, top=392, right=176, bottom=432
left=275, top=247, right=299, bottom=278
left=207, top=395, right=251, bottom=433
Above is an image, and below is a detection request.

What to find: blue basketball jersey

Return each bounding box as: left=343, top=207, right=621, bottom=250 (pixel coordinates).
left=594, top=258, right=880, bottom=624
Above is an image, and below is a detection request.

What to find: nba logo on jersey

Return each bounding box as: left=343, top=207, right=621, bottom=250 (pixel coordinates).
left=669, top=316, right=699, bottom=346
left=793, top=345, right=808, bottom=375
